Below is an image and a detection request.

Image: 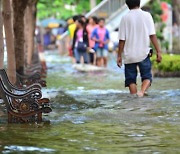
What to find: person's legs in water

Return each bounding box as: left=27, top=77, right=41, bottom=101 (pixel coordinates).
left=103, top=57, right=108, bottom=67
left=125, top=63, right=138, bottom=95
left=74, top=48, right=81, bottom=63
left=96, top=48, right=103, bottom=67
left=102, top=49, right=108, bottom=67
left=137, top=57, right=152, bottom=97
left=97, top=58, right=102, bottom=66
left=100, top=48, right=106, bottom=67
left=137, top=80, right=151, bottom=97
left=89, top=53, right=94, bottom=65
left=129, top=83, right=137, bottom=94
left=100, top=57, right=104, bottom=67
left=93, top=53, right=97, bottom=65
left=82, top=52, right=90, bottom=64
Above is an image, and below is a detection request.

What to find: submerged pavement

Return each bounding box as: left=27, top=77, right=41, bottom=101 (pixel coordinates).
left=0, top=50, right=180, bottom=153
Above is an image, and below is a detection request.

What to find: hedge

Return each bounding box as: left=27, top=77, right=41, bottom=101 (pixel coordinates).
left=151, top=54, right=180, bottom=72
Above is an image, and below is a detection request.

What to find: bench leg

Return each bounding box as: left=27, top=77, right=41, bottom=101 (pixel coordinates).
left=37, top=113, right=42, bottom=122
left=8, top=112, right=12, bottom=123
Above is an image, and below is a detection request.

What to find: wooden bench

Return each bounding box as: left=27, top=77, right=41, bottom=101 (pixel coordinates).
left=15, top=60, right=47, bottom=87
left=0, top=69, right=52, bottom=123
left=0, top=69, right=50, bottom=105
left=0, top=69, right=42, bottom=91
left=16, top=72, right=46, bottom=87
left=0, top=69, right=49, bottom=104
left=25, top=60, right=47, bottom=78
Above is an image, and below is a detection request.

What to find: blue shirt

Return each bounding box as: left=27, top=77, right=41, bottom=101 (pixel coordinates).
left=91, top=27, right=110, bottom=50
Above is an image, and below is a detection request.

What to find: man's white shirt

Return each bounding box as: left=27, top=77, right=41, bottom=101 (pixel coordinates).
left=118, top=9, right=156, bottom=64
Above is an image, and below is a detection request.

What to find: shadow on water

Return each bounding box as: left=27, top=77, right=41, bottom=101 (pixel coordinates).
left=0, top=51, right=180, bottom=153
left=51, top=91, right=104, bottom=111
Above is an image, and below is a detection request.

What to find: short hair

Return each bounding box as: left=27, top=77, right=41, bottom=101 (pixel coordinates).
left=72, top=15, right=79, bottom=22
left=98, top=18, right=105, bottom=23
left=92, top=16, right=98, bottom=24
left=77, top=19, right=85, bottom=26
left=80, top=15, right=86, bottom=19
left=126, top=0, right=140, bottom=9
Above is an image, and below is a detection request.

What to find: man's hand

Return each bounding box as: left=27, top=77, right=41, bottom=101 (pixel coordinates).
left=156, top=52, right=162, bottom=63
left=117, top=40, right=125, bottom=68
left=150, top=35, right=162, bottom=63
left=117, top=56, right=122, bottom=68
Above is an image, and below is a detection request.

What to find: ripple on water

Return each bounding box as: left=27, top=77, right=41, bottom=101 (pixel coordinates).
left=3, top=145, right=55, bottom=153
left=1, top=51, right=180, bottom=153
left=48, top=88, right=180, bottom=125
left=83, top=146, right=98, bottom=151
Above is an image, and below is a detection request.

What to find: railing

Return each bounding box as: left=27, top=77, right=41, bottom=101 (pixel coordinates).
left=59, top=0, right=126, bottom=53
left=86, top=0, right=125, bottom=19
left=106, top=0, right=151, bottom=31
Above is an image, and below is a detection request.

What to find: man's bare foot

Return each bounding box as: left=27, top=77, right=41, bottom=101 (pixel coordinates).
left=129, top=93, right=138, bottom=98
left=137, top=91, right=144, bottom=97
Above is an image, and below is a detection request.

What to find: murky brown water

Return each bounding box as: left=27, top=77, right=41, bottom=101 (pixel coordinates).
left=0, top=51, right=180, bottom=153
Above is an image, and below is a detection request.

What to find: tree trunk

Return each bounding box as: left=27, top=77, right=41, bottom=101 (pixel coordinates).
left=173, top=0, right=180, bottom=25
left=0, top=0, right=4, bottom=69
left=2, top=0, right=16, bottom=84
left=12, top=0, right=28, bottom=74
left=25, top=0, right=38, bottom=66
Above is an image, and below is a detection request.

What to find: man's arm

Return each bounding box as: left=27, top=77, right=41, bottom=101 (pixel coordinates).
left=150, top=35, right=162, bottom=63
left=117, top=40, right=125, bottom=67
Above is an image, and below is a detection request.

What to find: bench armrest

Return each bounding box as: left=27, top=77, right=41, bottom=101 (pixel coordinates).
left=0, top=80, right=42, bottom=100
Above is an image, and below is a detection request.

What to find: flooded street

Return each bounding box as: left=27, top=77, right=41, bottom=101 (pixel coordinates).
left=0, top=51, right=180, bottom=153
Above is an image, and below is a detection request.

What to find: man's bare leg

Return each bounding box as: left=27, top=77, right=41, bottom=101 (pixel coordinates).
left=129, top=83, right=137, bottom=94
left=137, top=79, right=151, bottom=97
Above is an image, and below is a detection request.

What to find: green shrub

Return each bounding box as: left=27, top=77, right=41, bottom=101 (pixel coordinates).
left=151, top=54, right=180, bottom=72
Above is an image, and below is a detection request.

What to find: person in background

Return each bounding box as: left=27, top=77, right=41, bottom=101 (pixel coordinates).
left=68, top=15, right=78, bottom=40
left=72, top=19, right=89, bottom=64
left=68, top=16, right=79, bottom=61
left=86, top=16, right=98, bottom=65
left=117, top=0, right=162, bottom=97
left=43, top=28, right=52, bottom=50
left=57, top=24, right=65, bottom=36
left=35, top=26, right=47, bottom=75
left=80, top=15, right=88, bottom=25
left=91, top=18, right=110, bottom=67
left=56, top=24, right=66, bottom=54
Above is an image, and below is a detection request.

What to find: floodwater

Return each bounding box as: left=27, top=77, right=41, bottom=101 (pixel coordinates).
left=0, top=51, right=180, bottom=154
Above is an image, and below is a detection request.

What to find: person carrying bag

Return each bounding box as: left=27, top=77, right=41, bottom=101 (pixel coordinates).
left=72, top=19, right=89, bottom=64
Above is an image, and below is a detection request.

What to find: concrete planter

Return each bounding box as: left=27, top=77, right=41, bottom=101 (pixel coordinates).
left=153, top=70, right=180, bottom=77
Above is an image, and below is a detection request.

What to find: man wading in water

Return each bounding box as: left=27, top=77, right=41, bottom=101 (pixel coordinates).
left=117, top=0, right=162, bottom=97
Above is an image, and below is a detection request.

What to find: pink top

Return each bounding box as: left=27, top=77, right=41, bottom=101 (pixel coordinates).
left=76, top=29, right=83, bottom=42
left=97, top=26, right=106, bottom=48
left=86, top=24, right=98, bottom=48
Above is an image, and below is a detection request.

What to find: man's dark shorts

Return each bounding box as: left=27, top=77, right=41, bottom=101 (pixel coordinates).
left=125, top=56, right=152, bottom=87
